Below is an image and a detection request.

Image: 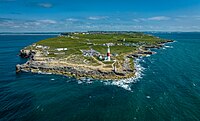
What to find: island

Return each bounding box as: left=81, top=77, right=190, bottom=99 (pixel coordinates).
left=16, top=31, right=173, bottom=80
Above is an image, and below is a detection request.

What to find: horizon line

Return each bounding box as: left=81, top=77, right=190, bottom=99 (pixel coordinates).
left=1, top=31, right=200, bottom=33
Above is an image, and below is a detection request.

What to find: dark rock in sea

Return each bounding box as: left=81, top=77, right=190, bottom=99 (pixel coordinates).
left=16, top=64, right=21, bottom=73
left=19, top=49, right=35, bottom=58
left=143, top=51, right=154, bottom=54
left=166, top=40, right=174, bottom=42
left=127, top=54, right=140, bottom=58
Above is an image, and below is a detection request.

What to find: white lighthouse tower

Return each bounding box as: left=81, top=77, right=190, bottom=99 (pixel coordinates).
left=107, top=45, right=111, bottom=61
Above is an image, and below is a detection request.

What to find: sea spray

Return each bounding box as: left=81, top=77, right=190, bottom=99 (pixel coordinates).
left=73, top=58, right=145, bottom=91
left=103, top=58, right=145, bottom=91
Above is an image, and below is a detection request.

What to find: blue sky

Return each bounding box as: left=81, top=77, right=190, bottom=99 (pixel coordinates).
left=0, top=0, right=200, bottom=32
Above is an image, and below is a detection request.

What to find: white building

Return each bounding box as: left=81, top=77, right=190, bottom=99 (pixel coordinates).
left=55, top=48, right=68, bottom=51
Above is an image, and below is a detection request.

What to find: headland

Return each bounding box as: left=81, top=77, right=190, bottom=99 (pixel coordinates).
left=16, top=31, right=173, bottom=80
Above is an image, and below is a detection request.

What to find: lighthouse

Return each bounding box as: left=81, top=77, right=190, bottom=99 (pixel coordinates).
left=107, top=45, right=111, bottom=61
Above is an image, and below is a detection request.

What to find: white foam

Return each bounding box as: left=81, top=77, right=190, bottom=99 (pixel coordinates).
left=86, top=79, right=93, bottom=84
left=74, top=58, right=145, bottom=92
left=78, top=80, right=83, bottom=84
left=77, top=78, right=93, bottom=84
left=146, top=96, right=151, bottom=99
left=36, top=106, right=40, bottom=109
left=51, top=78, right=55, bottom=81
left=192, top=83, right=196, bottom=87
left=146, top=55, right=151, bottom=57
left=165, top=45, right=173, bottom=48
left=103, top=58, right=145, bottom=91
left=38, top=71, right=52, bottom=75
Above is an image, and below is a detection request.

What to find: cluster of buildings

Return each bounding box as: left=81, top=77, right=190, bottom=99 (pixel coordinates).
left=81, top=46, right=111, bottom=61
left=33, top=44, right=69, bottom=56
left=81, top=49, right=100, bottom=57
left=55, top=48, right=68, bottom=51
left=33, top=44, right=49, bottom=50
left=60, top=32, right=89, bottom=36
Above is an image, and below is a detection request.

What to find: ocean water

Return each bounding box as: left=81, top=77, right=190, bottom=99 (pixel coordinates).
left=0, top=33, right=200, bottom=121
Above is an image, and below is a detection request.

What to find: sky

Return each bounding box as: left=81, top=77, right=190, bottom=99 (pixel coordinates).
left=0, top=0, right=200, bottom=32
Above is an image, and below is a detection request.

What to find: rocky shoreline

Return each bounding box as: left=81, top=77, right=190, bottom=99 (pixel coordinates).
left=16, top=59, right=135, bottom=80
left=16, top=39, right=173, bottom=80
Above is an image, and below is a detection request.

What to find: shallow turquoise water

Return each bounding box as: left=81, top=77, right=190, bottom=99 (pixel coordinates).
left=0, top=33, right=200, bottom=121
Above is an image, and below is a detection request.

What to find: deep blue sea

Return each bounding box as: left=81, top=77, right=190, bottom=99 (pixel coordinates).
left=0, top=33, right=200, bottom=121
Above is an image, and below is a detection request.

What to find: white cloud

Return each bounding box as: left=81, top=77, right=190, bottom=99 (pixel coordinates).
left=66, top=18, right=79, bottom=22
left=20, top=19, right=56, bottom=29
left=88, top=16, right=108, bottom=20
left=37, top=19, right=57, bottom=24
left=1, top=15, right=200, bottom=32
left=24, top=21, right=40, bottom=26
left=12, top=25, right=20, bottom=28
left=38, top=3, right=53, bottom=8
left=132, top=16, right=171, bottom=22
left=147, top=16, right=170, bottom=21
left=133, top=19, right=140, bottom=22
left=132, top=18, right=146, bottom=22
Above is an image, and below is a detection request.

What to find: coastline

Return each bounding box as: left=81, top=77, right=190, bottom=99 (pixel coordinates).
left=16, top=32, right=173, bottom=81
left=16, top=42, right=173, bottom=81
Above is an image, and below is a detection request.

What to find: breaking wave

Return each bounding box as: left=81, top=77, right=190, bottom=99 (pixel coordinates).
left=74, top=58, right=145, bottom=91
left=165, top=45, right=173, bottom=48
left=38, top=65, right=145, bottom=91
left=103, top=58, right=145, bottom=91
left=78, top=78, right=93, bottom=84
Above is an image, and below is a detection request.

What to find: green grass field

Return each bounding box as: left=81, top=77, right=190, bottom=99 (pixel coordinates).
left=35, top=32, right=163, bottom=56
left=29, top=32, right=165, bottom=66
